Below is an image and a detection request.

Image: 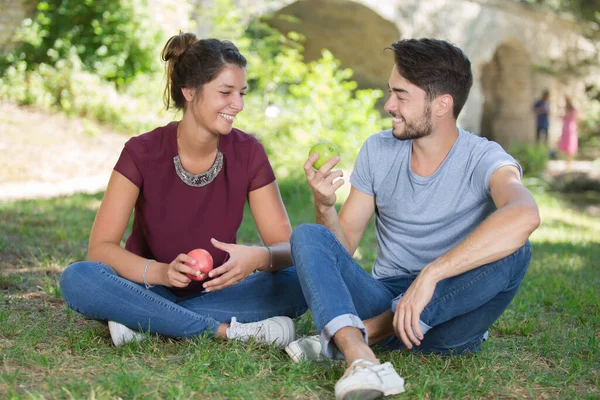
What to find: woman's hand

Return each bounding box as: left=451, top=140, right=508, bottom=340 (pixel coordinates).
left=202, top=238, right=269, bottom=292
left=161, top=253, right=201, bottom=288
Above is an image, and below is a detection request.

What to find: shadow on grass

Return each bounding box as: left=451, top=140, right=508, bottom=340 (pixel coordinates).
left=0, top=192, right=104, bottom=266
left=525, top=240, right=599, bottom=321
left=549, top=189, right=600, bottom=217
left=0, top=180, right=599, bottom=399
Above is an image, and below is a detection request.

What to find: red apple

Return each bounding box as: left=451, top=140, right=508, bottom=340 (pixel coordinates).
left=185, top=249, right=214, bottom=281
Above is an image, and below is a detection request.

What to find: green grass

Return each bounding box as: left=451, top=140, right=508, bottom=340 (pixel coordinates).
left=0, top=184, right=598, bottom=399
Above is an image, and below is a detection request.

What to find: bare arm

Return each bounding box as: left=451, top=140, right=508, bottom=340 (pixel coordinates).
left=338, top=188, right=376, bottom=255
left=88, top=171, right=198, bottom=288
left=87, top=170, right=149, bottom=281
left=305, top=153, right=375, bottom=255
left=394, top=165, right=541, bottom=348
left=422, top=165, right=540, bottom=282
left=248, top=180, right=293, bottom=271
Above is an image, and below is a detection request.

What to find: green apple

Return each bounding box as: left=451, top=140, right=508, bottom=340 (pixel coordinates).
left=309, top=140, right=340, bottom=170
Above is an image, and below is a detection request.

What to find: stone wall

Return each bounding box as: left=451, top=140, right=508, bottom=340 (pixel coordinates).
left=266, top=0, right=400, bottom=91
left=195, top=0, right=593, bottom=150
left=0, top=0, right=36, bottom=53
left=1, top=0, right=594, bottom=149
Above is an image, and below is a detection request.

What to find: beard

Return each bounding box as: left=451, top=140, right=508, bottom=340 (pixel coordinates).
left=392, top=103, right=433, bottom=140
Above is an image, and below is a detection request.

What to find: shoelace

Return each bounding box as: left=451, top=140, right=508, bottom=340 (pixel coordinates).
left=231, top=320, right=265, bottom=340
left=347, top=360, right=387, bottom=384
left=341, top=359, right=375, bottom=379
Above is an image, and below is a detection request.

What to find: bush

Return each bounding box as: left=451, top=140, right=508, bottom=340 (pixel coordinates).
left=3, top=0, right=164, bottom=86
left=203, top=3, right=389, bottom=178
left=509, top=143, right=549, bottom=177
left=0, top=58, right=169, bottom=134
left=579, top=88, right=600, bottom=153
left=1, top=0, right=389, bottom=175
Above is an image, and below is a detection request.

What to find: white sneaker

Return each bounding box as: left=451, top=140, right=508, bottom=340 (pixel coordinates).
left=285, top=335, right=325, bottom=362
left=226, top=316, right=295, bottom=349
left=335, top=359, right=405, bottom=400
left=108, top=321, right=147, bottom=347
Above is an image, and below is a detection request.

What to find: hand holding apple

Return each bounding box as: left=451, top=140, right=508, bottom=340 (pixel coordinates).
left=304, top=140, right=345, bottom=209
left=185, top=249, right=213, bottom=281
left=309, top=140, right=340, bottom=170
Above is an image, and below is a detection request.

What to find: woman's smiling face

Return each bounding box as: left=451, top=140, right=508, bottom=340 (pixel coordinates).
left=183, top=64, right=247, bottom=136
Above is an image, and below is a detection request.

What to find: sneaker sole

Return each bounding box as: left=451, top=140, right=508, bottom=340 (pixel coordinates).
left=108, top=321, right=145, bottom=347
left=277, top=317, right=296, bottom=348
left=339, top=386, right=404, bottom=400
left=384, top=387, right=405, bottom=396
left=339, top=388, right=383, bottom=400
left=284, top=342, right=304, bottom=363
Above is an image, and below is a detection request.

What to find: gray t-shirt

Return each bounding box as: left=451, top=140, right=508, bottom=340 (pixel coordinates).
left=350, top=128, right=521, bottom=279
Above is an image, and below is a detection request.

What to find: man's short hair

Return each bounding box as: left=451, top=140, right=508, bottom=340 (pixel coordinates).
left=388, top=38, right=473, bottom=119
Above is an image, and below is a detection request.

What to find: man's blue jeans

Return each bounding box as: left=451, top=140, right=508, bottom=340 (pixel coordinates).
left=60, top=262, right=308, bottom=338
left=290, top=224, right=532, bottom=358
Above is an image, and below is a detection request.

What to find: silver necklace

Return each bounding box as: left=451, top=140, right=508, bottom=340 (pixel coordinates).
left=173, top=134, right=223, bottom=187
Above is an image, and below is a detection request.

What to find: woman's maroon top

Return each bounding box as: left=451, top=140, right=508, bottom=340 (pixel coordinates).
left=114, top=122, right=276, bottom=296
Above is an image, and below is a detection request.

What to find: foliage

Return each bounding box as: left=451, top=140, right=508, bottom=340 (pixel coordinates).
left=515, top=0, right=600, bottom=80
left=1, top=0, right=388, bottom=175
left=516, top=0, right=600, bottom=25
left=509, top=143, right=549, bottom=177
left=202, top=0, right=388, bottom=178
left=3, top=0, right=164, bottom=85
left=579, top=85, right=600, bottom=152
left=0, top=57, right=168, bottom=134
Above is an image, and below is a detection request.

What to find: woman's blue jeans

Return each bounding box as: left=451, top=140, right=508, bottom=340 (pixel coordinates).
left=60, top=262, right=308, bottom=338
left=290, top=224, right=532, bottom=358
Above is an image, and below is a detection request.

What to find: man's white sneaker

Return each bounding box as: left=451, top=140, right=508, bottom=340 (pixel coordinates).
left=108, top=321, right=147, bottom=347
left=226, top=316, right=295, bottom=349
left=285, top=335, right=325, bottom=362
left=335, top=359, right=405, bottom=400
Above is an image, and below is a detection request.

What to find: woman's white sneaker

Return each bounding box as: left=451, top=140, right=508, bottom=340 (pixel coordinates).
left=335, top=359, right=405, bottom=400
left=285, top=335, right=325, bottom=362
left=226, top=316, right=295, bottom=348
left=108, top=321, right=147, bottom=347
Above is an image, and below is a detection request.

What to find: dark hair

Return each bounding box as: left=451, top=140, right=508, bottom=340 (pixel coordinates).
left=565, top=96, right=574, bottom=111
left=161, top=33, right=247, bottom=110
left=388, top=38, right=473, bottom=119
left=542, top=89, right=550, bottom=101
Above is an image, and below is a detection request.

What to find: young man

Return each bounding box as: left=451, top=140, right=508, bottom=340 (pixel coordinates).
left=286, top=38, right=540, bottom=400
left=533, top=89, right=551, bottom=145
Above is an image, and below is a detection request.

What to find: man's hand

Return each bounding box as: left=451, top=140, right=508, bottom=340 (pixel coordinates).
left=303, top=153, right=344, bottom=209
left=393, top=270, right=437, bottom=349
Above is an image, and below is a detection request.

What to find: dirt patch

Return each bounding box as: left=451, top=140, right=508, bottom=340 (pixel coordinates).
left=0, top=102, right=127, bottom=186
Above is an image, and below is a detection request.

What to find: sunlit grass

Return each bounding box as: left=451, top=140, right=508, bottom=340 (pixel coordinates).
left=0, top=186, right=598, bottom=398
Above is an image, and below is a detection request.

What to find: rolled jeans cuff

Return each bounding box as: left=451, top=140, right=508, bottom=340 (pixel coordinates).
left=321, top=313, right=366, bottom=360
left=391, top=293, right=433, bottom=336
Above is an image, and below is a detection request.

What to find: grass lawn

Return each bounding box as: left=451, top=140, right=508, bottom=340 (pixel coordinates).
left=0, top=181, right=598, bottom=399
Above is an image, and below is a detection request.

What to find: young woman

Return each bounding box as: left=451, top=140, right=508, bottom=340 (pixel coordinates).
left=558, top=96, right=578, bottom=169
left=60, top=33, right=307, bottom=347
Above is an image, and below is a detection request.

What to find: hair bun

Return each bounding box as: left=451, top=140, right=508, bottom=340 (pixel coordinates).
left=161, top=32, right=198, bottom=62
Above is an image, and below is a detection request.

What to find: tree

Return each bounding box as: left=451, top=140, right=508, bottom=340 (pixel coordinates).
left=5, top=0, right=164, bottom=85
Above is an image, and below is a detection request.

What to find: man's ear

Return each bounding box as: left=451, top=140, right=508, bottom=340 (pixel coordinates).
left=434, top=94, right=454, bottom=117
left=182, top=87, right=195, bottom=102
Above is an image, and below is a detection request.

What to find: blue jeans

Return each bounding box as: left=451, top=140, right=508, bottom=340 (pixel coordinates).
left=60, top=262, right=308, bottom=338
left=290, top=224, right=532, bottom=358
